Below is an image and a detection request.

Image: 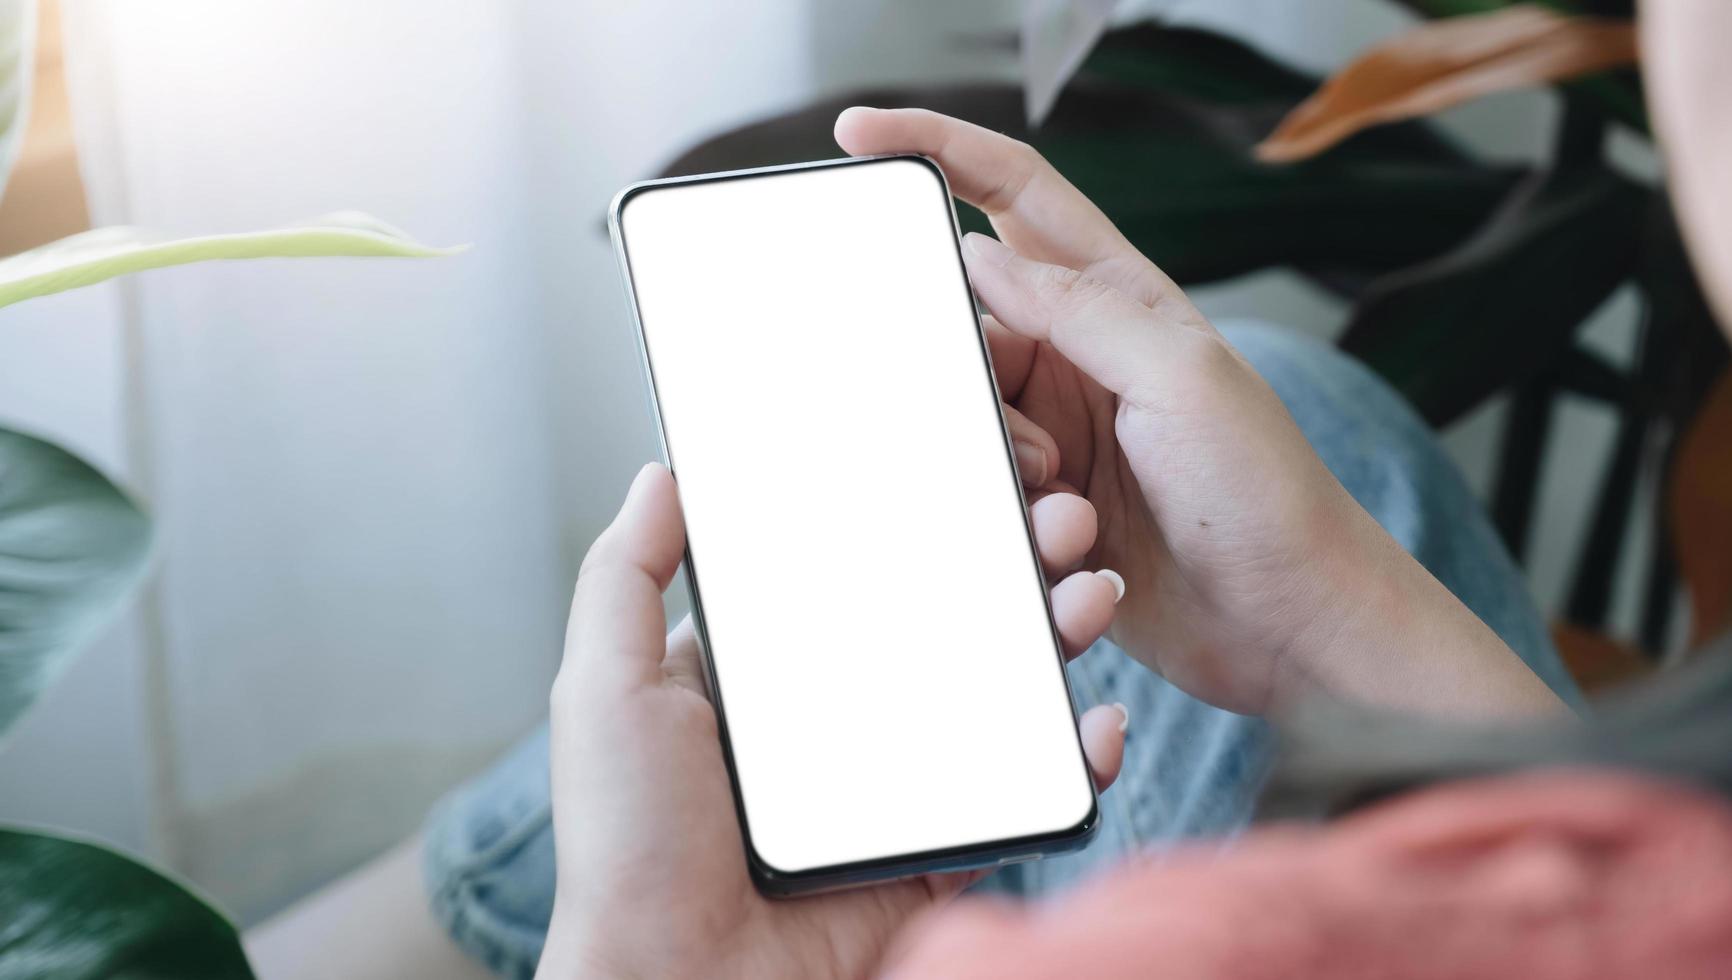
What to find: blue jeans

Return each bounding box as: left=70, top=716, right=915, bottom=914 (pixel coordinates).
left=420, top=321, right=1582, bottom=978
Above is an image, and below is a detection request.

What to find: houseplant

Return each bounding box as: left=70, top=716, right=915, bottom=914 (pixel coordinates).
left=0, top=2, right=454, bottom=974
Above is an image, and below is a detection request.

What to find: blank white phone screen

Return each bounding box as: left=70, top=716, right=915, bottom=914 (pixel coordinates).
left=615, top=157, right=1094, bottom=875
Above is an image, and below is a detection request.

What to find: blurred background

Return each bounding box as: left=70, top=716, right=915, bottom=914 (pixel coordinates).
left=0, top=0, right=1690, bottom=927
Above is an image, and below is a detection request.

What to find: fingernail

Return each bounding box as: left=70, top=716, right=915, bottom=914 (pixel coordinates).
left=1096, top=568, right=1125, bottom=603
left=1013, top=440, right=1048, bottom=485
left=964, top=232, right=1014, bottom=268
left=1113, top=702, right=1130, bottom=733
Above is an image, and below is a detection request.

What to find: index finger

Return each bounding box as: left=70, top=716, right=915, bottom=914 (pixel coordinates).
left=833, top=106, right=1172, bottom=306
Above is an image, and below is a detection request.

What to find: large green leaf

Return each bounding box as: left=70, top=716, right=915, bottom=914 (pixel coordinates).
left=1396, top=0, right=1529, bottom=15
left=1035, top=85, right=1516, bottom=288
left=0, top=0, right=34, bottom=199
left=1398, top=0, right=1636, bottom=18
left=1340, top=169, right=1648, bottom=426
left=658, top=70, right=1517, bottom=290
left=666, top=86, right=1517, bottom=288
left=0, top=211, right=462, bottom=310
left=0, top=828, right=254, bottom=979
left=0, top=427, right=149, bottom=739
left=1075, top=23, right=1316, bottom=105
left=1077, top=24, right=1479, bottom=168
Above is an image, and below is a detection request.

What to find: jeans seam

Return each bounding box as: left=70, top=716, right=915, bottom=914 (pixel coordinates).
left=424, top=788, right=555, bottom=979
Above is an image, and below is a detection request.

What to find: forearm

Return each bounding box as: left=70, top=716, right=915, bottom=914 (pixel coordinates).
left=1278, top=508, right=1569, bottom=722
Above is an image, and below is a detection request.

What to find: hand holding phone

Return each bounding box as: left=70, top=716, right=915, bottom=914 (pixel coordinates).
left=833, top=108, right=1563, bottom=723
left=610, top=154, right=1119, bottom=893
left=536, top=463, right=1127, bottom=980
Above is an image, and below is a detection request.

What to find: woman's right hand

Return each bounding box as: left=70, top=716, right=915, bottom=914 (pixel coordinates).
left=837, top=107, right=1563, bottom=720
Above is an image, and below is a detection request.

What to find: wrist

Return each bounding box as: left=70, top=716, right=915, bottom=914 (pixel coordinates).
left=536, top=907, right=636, bottom=980
left=1272, top=506, right=1565, bottom=721
left=1263, top=498, right=1390, bottom=713
left=535, top=943, right=618, bottom=980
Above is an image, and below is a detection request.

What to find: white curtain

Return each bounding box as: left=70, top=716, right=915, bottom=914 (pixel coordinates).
left=0, top=0, right=1582, bottom=925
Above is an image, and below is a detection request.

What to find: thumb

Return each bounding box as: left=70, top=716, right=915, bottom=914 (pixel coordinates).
left=561, top=463, right=685, bottom=690
left=962, top=232, right=1205, bottom=410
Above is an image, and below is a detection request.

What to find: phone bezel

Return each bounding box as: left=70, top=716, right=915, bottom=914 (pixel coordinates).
left=607, top=154, right=1100, bottom=897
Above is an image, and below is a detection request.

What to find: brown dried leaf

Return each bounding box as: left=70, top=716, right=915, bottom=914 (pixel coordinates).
left=1671, top=368, right=1732, bottom=650
left=1256, top=4, right=1636, bottom=164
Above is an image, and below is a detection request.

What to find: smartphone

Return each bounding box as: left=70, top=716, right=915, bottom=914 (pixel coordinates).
left=608, top=154, right=1098, bottom=896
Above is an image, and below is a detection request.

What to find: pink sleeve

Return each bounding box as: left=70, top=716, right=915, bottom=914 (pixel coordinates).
left=882, top=771, right=1732, bottom=980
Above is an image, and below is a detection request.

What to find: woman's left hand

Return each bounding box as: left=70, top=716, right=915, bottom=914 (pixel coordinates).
left=534, top=463, right=1126, bottom=980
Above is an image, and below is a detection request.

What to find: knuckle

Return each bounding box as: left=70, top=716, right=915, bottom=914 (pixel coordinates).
left=563, top=573, right=612, bottom=626
left=1006, top=137, right=1061, bottom=186
left=549, top=663, right=584, bottom=711
left=567, top=560, right=627, bottom=627
left=1005, top=136, right=1042, bottom=166
left=570, top=562, right=603, bottom=606
left=576, top=532, right=612, bottom=578
left=978, top=138, right=1042, bottom=213
left=1037, top=263, right=1086, bottom=294
left=1036, top=264, right=1111, bottom=308
left=1184, top=330, right=1251, bottom=397
left=1198, top=331, right=1246, bottom=377
left=672, top=697, right=719, bottom=739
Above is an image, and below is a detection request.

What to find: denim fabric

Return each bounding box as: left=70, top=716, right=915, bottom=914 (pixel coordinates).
left=423, top=726, right=556, bottom=980
left=422, top=320, right=1580, bottom=977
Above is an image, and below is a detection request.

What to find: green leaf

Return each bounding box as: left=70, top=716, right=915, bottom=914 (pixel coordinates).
left=651, top=24, right=1517, bottom=292
left=0, top=0, right=35, bottom=198
left=1340, top=169, right=1649, bottom=426
left=1393, top=0, right=1632, bottom=17
left=656, top=80, right=1517, bottom=290
left=1074, top=23, right=1316, bottom=105
left=1038, top=89, right=1516, bottom=287
left=653, top=25, right=1513, bottom=292
left=1394, top=0, right=1523, bottom=15
left=0, top=828, right=254, bottom=979
left=0, top=211, right=464, bottom=310
left=1564, top=69, right=1647, bottom=134
left=1075, top=24, right=1479, bottom=167
left=0, top=427, right=150, bottom=739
